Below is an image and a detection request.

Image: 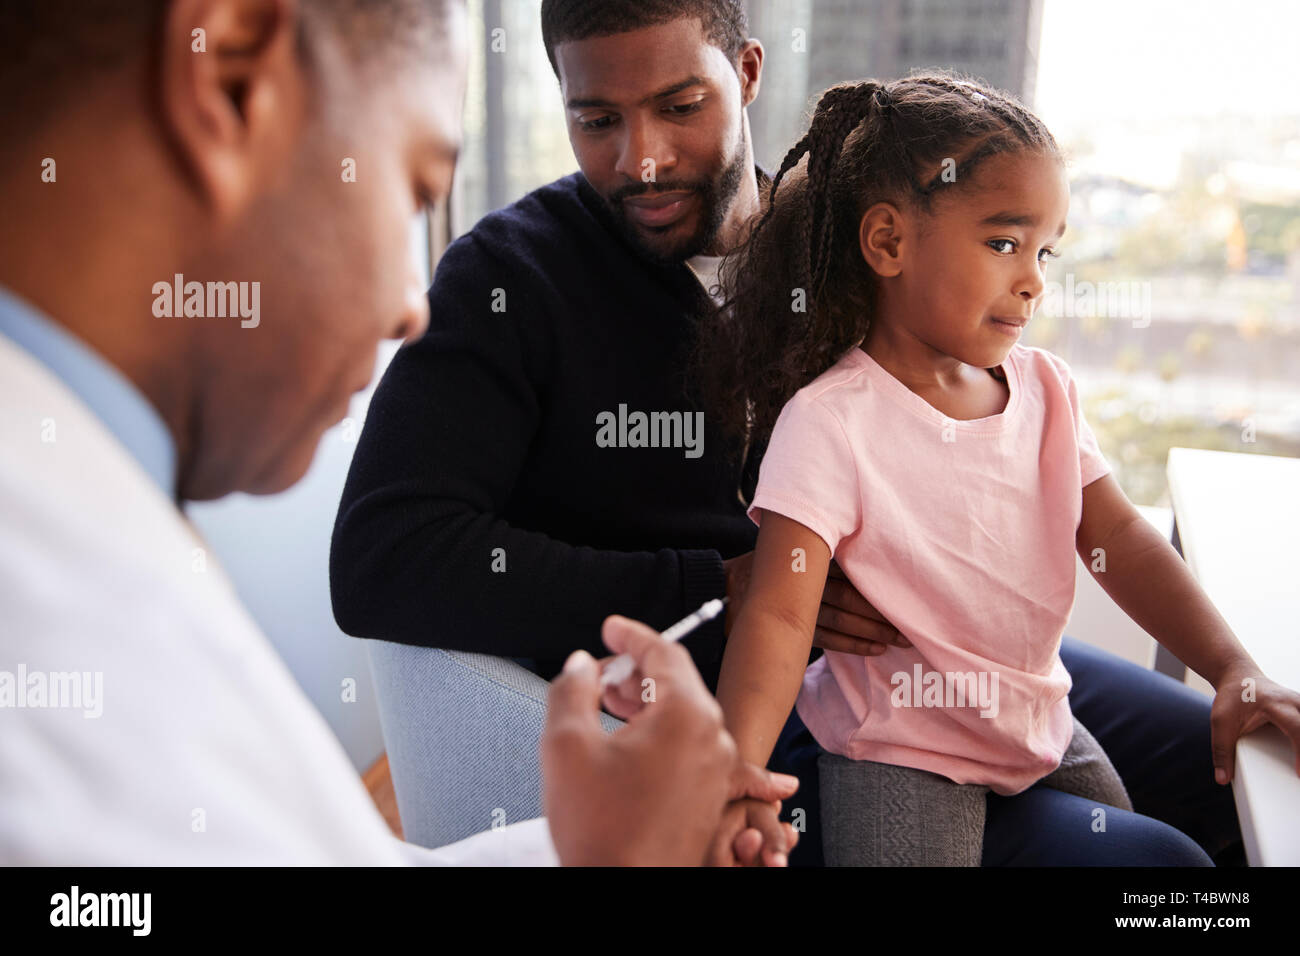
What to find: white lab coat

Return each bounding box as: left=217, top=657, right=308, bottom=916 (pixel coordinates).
left=0, top=335, right=556, bottom=865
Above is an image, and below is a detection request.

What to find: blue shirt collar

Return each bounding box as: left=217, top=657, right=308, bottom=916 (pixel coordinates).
left=0, top=285, right=178, bottom=500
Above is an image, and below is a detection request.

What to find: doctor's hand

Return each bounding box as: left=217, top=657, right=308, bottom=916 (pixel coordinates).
left=724, top=553, right=910, bottom=656
left=542, top=615, right=735, bottom=866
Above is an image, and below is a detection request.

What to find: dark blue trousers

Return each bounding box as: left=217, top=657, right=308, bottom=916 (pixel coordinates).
left=770, top=636, right=1246, bottom=866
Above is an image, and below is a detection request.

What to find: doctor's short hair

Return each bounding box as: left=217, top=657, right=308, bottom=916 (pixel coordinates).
left=540, top=0, right=748, bottom=78
left=0, top=0, right=455, bottom=131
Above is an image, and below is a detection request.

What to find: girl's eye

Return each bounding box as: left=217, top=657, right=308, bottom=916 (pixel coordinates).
left=987, top=239, right=1062, bottom=261
left=579, top=115, right=616, bottom=133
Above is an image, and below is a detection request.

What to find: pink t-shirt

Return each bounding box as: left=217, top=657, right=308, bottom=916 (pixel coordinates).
left=748, top=344, right=1111, bottom=796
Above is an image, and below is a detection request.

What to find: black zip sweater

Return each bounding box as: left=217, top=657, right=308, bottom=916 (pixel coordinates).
left=330, top=171, right=767, bottom=690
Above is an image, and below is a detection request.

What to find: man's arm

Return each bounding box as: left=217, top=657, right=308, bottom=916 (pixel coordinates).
left=329, top=236, right=725, bottom=668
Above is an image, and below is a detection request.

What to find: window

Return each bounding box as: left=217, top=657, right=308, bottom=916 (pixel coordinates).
left=449, top=0, right=1300, bottom=505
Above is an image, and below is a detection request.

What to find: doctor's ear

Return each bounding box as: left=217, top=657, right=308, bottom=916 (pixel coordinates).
left=858, top=202, right=906, bottom=278
left=159, top=0, right=308, bottom=223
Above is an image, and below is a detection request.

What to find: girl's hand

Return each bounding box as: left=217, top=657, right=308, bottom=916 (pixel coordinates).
left=1210, top=665, right=1300, bottom=784
left=705, top=797, right=799, bottom=866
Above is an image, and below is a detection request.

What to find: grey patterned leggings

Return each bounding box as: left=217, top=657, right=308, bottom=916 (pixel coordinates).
left=819, top=717, right=1134, bottom=866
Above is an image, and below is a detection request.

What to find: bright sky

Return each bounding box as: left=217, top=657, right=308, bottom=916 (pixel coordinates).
left=1034, top=0, right=1300, bottom=189
left=1036, top=0, right=1300, bottom=133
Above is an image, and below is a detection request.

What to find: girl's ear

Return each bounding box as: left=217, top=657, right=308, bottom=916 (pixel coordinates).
left=858, top=202, right=905, bottom=277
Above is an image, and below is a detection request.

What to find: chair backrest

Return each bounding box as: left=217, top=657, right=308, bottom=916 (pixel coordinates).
left=367, top=639, right=623, bottom=849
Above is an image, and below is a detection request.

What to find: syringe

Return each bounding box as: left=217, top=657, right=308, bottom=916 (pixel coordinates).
left=597, top=597, right=729, bottom=689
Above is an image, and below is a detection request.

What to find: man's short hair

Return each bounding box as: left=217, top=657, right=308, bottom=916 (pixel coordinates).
left=0, top=0, right=451, bottom=131
left=540, top=0, right=748, bottom=78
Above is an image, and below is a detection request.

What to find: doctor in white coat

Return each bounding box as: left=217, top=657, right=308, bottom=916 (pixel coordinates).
left=0, top=0, right=798, bottom=866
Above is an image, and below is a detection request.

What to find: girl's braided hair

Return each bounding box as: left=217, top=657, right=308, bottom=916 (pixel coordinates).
left=693, top=70, right=1061, bottom=453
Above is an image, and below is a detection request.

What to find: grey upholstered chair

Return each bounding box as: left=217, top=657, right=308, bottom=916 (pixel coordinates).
left=366, top=641, right=623, bottom=849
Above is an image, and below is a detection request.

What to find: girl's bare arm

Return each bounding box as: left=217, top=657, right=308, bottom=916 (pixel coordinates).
left=1076, top=473, right=1257, bottom=687
left=716, top=509, right=834, bottom=767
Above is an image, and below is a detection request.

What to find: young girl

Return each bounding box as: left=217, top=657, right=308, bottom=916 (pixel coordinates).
left=700, top=73, right=1291, bottom=866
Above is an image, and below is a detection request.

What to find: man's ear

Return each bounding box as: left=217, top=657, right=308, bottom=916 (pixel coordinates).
left=858, top=202, right=906, bottom=278
left=159, top=0, right=307, bottom=222
left=737, top=39, right=763, bottom=107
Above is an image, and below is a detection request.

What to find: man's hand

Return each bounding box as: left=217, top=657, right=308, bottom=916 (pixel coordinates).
left=542, top=615, right=736, bottom=866
left=724, top=552, right=909, bottom=655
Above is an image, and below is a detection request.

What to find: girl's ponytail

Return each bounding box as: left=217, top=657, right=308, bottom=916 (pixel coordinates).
left=798, top=81, right=889, bottom=302
left=758, top=82, right=888, bottom=300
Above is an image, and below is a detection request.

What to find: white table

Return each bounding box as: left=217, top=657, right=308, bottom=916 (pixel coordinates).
left=1166, top=447, right=1300, bottom=866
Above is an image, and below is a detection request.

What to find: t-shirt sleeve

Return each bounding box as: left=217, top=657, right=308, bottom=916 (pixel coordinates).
left=1056, top=356, right=1111, bottom=487
left=747, top=390, right=863, bottom=555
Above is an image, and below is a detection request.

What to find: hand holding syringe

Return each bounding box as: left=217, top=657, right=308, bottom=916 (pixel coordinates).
left=598, top=597, right=729, bottom=689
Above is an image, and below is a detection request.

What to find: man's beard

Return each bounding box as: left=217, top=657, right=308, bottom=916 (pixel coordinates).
left=602, top=127, right=748, bottom=266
